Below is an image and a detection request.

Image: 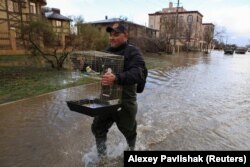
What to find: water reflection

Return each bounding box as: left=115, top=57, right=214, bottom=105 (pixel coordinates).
left=1, top=51, right=250, bottom=166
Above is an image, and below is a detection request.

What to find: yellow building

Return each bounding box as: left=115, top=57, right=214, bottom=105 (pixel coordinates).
left=0, top=0, right=71, bottom=55
left=42, top=7, right=72, bottom=48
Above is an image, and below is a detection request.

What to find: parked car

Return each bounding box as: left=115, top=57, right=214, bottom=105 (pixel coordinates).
left=235, top=47, right=247, bottom=54
left=224, top=47, right=234, bottom=54
left=247, top=48, right=250, bottom=52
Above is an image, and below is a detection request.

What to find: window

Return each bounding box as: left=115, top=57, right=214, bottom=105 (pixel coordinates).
left=204, top=26, right=208, bottom=32
left=178, top=16, right=184, bottom=30
left=8, top=0, right=14, bottom=12
left=56, top=20, right=62, bottom=27
left=13, top=2, right=19, bottom=12
left=187, top=15, right=193, bottom=23
left=30, top=2, right=36, bottom=14
left=179, top=16, right=183, bottom=23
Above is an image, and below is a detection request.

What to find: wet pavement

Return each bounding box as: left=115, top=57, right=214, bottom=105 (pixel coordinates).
left=0, top=51, right=250, bottom=167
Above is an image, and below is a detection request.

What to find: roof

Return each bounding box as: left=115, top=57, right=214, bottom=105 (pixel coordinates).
left=149, top=10, right=203, bottom=17
left=89, top=18, right=158, bottom=31
left=44, top=12, right=72, bottom=21
left=90, top=18, right=125, bottom=24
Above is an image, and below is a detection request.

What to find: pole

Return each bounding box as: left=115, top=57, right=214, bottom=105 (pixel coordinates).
left=173, top=0, right=180, bottom=55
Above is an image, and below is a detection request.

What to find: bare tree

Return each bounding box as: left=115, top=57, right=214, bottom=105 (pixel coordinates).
left=76, top=24, right=109, bottom=51
left=21, top=19, right=73, bottom=70
left=159, top=14, right=176, bottom=53
left=158, top=14, right=194, bottom=53
left=68, top=15, right=84, bottom=34
left=182, top=21, right=194, bottom=52
left=203, top=25, right=226, bottom=53
left=21, top=16, right=109, bottom=70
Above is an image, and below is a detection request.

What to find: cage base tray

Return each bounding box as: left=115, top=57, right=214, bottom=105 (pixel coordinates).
left=66, top=98, right=121, bottom=117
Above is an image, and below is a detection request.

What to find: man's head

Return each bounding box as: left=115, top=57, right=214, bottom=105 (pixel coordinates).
left=106, top=23, right=128, bottom=48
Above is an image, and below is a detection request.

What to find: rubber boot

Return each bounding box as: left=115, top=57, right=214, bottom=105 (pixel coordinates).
left=126, top=137, right=136, bottom=151
left=96, top=137, right=107, bottom=157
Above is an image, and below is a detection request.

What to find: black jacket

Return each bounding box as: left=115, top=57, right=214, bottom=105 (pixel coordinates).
left=106, top=42, right=146, bottom=86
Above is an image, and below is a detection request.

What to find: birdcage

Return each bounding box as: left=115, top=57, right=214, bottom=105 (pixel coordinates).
left=66, top=51, right=124, bottom=117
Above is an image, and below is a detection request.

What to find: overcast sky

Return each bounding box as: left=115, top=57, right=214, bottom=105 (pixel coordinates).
left=46, top=0, right=250, bottom=46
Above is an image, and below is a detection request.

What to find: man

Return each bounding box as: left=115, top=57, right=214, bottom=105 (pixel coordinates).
left=91, top=23, right=147, bottom=157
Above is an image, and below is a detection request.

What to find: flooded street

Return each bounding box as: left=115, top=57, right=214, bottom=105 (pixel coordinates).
left=1, top=51, right=250, bottom=166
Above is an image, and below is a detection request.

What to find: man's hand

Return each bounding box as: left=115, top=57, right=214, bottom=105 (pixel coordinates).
left=101, top=72, right=116, bottom=86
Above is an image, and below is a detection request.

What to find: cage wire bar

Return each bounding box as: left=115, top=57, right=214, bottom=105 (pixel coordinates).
left=66, top=51, right=124, bottom=117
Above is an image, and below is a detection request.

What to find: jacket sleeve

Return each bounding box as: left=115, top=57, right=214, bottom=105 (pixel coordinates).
left=116, top=47, right=146, bottom=85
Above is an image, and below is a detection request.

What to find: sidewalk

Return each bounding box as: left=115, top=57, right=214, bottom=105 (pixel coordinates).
left=0, top=84, right=96, bottom=167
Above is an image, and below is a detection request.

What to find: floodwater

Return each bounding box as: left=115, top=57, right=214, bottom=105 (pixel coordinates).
left=1, top=51, right=250, bottom=166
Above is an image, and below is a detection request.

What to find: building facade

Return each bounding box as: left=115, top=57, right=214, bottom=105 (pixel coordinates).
left=0, top=0, right=71, bottom=55
left=148, top=2, right=214, bottom=51
left=88, top=18, right=158, bottom=39
left=42, top=7, right=72, bottom=48
left=82, top=18, right=158, bottom=52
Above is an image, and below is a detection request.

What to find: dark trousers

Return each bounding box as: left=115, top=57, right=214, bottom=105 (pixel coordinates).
left=91, top=99, right=137, bottom=156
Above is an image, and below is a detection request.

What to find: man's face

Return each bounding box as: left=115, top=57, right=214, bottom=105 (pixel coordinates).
left=109, top=31, right=128, bottom=48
